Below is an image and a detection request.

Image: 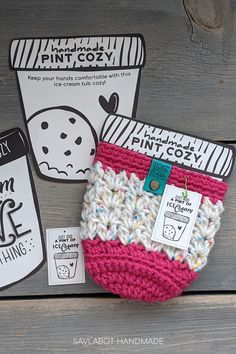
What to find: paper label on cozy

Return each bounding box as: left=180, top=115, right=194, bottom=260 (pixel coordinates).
left=101, top=115, right=235, bottom=179
left=46, top=227, right=85, bottom=285
left=151, top=185, right=201, bottom=250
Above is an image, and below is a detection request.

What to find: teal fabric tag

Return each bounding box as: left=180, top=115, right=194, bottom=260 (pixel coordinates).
left=144, top=159, right=172, bottom=195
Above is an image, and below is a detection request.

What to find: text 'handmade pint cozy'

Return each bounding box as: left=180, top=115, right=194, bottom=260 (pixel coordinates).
left=80, top=115, right=235, bottom=302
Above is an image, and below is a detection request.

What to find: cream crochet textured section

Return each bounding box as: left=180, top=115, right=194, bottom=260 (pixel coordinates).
left=80, top=162, right=224, bottom=272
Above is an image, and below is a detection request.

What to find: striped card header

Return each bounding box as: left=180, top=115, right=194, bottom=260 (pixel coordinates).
left=10, top=34, right=145, bottom=70
left=101, top=114, right=235, bottom=179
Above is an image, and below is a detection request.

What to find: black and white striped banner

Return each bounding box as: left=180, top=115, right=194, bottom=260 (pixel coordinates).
left=101, top=114, right=235, bottom=179
left=10, top=34, right=145, bottom=70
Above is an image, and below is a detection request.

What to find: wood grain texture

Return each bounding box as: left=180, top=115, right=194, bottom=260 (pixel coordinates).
left=0, top=295, right=235, bottom=353
left=183, top=0, right=233, bottom=55
left=0, top=0, right=236, bottom=296
left=184, top=0, right=230, bottom=31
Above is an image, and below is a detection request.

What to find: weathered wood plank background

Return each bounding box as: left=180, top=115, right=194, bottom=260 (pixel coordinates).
left=1, top=295, right=236, bottom=353
left=0, top=0, right=236, bottom=353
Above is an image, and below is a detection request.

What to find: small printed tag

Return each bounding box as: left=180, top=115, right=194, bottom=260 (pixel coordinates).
left=144, top=159, right=172, bottom=195
left=46, top=227, right=85, bottom=285
left=151, top=185, right=202, bottom=250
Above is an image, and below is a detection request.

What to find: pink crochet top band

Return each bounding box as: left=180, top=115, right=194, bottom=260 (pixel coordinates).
left=95, top=141, right=228, bottom=204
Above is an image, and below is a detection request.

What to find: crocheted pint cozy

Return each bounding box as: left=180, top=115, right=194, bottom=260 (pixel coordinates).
left=80, top=115, right=234, bottom=302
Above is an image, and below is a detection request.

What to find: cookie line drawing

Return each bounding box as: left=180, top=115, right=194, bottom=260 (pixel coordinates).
left=163, top=211, right=190, bottom=242
left=27, top=105, right=98, bottom=182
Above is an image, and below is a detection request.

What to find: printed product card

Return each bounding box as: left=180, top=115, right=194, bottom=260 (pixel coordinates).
left=0, top=128, right=45, bottom=290
left=46, top=227, right=85, bottom=285
left=151, top=185, right=202, bottom=250
left=10, top=35, right=146, bottom=182
left=101, top=115, right=235, bottom=179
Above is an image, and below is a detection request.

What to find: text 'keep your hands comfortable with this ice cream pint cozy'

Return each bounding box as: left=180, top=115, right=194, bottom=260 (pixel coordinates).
left=80, top=114, right=235, bottom=302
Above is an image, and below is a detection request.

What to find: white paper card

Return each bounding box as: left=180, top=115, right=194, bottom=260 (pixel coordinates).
left=0, top=128, right=45, bottom=290
left=10, top=35, right=145, bottom=182
left=46, top=227, right=85, bottom=285
left=151, top=185, right=202, bottom=251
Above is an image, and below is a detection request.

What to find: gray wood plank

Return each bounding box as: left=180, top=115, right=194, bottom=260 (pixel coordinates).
left=0, top=295, right=236, bottom=353
left=184, top=0, right=230, bottom=32
left=0, top=0, right=236, bottom=296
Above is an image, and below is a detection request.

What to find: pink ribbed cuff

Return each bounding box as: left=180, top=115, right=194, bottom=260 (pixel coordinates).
left=95, top=141, right=228, bottom=204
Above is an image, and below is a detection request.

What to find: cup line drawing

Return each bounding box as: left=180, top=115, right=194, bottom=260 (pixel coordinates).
left=10, top=35, right=146, bottom=182
left=163, top=211, right=190, bottom=242
left=54, top=251, right=79, bottom=280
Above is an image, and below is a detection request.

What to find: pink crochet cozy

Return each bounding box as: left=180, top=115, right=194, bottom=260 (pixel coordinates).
left=80, top=141, right=228, bottom=302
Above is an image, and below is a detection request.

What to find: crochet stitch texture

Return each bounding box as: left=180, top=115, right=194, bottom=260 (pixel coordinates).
left=80, top=142, right=228, bottom=302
